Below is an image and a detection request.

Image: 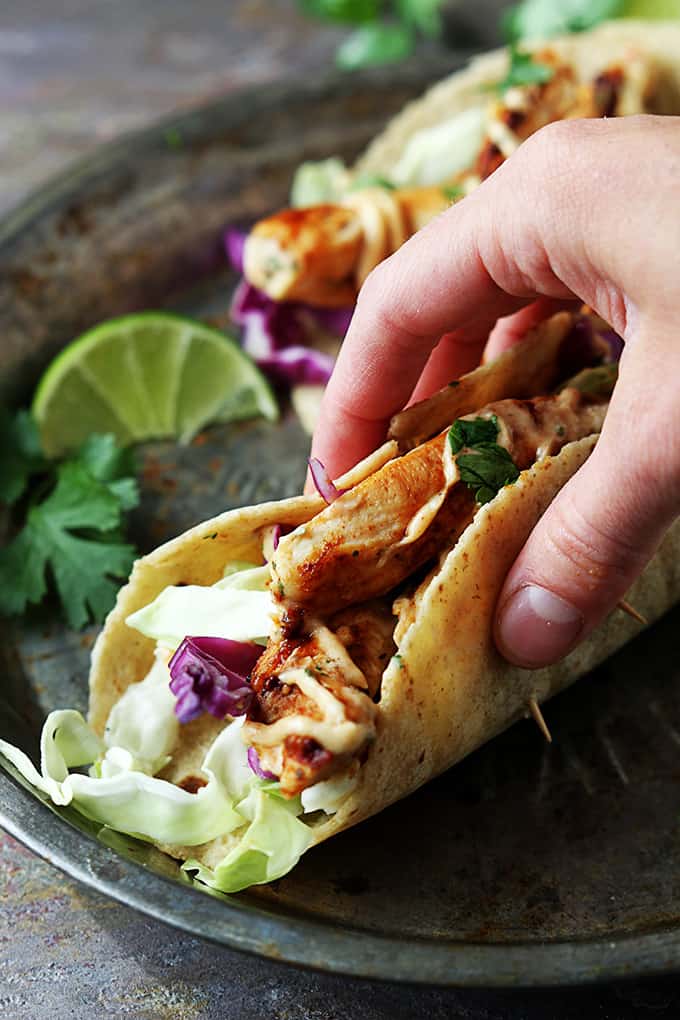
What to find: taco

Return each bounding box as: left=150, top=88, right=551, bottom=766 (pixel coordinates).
left=232, top=19, right=680, bottom=431
left=3, top=306, right=680, bottom=893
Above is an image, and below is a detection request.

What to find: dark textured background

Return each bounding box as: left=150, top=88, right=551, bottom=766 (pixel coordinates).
left=2, top=2, right=680, bottom=1016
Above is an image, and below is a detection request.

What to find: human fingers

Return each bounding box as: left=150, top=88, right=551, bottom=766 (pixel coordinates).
left=495, top=322, right=680, bottom=667
left=313, top=116, right=680, bottom=478
left=483, top=297, right=578, bottom=362
left=311, top=118, right=604, bottom=478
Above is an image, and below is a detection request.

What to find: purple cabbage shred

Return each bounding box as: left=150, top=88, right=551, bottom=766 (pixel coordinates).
left=247, top=746, right=277, bottom=781
left=597, top=329, right=624, bottom=363
left=225, top=228, right=353, bottom=387
left=560, top=314, right=623, bottom=378
left=308, top=457, right=345, bottom=504
left=168, top=636, right=262, bottom=724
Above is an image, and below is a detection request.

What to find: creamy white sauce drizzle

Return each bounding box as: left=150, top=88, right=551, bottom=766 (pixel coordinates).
left=485, top=118, right=520, bottom=157
left=342, top=188, right=407, bottom=286
left=502, top=86, right=530, bottom=112
left=398, top=431, right=459, bottom=546
left=243, top=624, right=375, bottom=756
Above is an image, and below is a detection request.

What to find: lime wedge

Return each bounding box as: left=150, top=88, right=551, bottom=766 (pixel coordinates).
left=32, top=312, right=278, bottom=457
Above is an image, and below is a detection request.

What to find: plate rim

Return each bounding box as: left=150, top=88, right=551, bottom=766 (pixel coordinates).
left=4, top=765, right=680, bottom=987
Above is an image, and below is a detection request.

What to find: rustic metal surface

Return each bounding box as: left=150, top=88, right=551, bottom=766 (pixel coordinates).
left=3, top=0, right=680, bottom=1013
left=5, top=832, right=680, bottom=1020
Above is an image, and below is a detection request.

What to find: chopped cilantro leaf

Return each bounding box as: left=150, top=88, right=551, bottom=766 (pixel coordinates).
left=75, top=433, right=139, bottom=511
left=448, top=415, right=519, bottom=504
left=457, top=446, right=520, bottom=505
left=336, top=22, right=413, bottom=70
left=448, top=415, right=499, bottom=454
left=0, top=461, right=136, bottom=629
left=163, top=127, right=183, bottom=149
left=76, top=433, right=136, bottom=484
left=503, top=0, right=625, bottom=45
left=298, top=0, right=381, bottom=24
left=298, top=1, right=443, bottom=68
left=441, top=184, right=464, bottom=201
left=495, top=46, right=554, bottom=93
left=0, top=409, right=47, bottom=505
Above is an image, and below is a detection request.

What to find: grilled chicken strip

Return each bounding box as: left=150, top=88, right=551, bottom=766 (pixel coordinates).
left=272, top=388, right=608, bottom=616
left=243, top=185, right=452, bottom=307
left=388, top=311, right=617, bottom=450
left=243, top=55, right=656, bottom=307
left=244, top=603, right=393, bottom=796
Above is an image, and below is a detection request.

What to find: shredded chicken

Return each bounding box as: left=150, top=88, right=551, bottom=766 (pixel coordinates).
left=329, top=600, right=397, bottom=700
left=244, top=616, right=388, bottom=796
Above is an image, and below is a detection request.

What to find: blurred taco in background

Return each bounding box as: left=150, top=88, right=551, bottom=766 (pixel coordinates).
left=229, top=19, right=680, bottom=430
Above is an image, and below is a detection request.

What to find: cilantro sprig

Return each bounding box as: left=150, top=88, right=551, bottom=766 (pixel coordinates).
left=448, top=415, right=520, bottom=505
left=0, top=408, right=48, bottom=505
left=0, top=418, right=139, bottom=629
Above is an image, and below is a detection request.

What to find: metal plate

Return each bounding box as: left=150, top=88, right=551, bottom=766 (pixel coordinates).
left=2, top=64, right=680, bottom=988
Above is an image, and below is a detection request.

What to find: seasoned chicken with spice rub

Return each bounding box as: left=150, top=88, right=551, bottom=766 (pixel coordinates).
left=272, top=385, right=610, bottom=617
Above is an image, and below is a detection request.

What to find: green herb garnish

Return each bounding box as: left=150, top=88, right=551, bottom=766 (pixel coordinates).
left=457, top=447, right=521, bottom=505
left=448, top=415, right=500, bottom=453
left=441, top=184, right=464, bottom=202
left=0, top=408, right=47, bottom=505
left=448, top=415, right=520, bottom=505
left=0, top=419, right=138, bottom=629
left=495, top=45, right=555, bottom=93
left=163, top=127, right=183, bottom=149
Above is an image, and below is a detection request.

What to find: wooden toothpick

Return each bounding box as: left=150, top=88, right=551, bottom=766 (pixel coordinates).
left=617, top=599, right=648, bottom=626
left=528, top=697, right=552, bottom=744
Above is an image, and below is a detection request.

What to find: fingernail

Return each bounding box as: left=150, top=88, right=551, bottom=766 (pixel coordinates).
left=497, top=584, right=584, bottom=668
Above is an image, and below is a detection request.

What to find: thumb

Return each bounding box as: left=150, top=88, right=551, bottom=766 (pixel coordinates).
left=494, top=328, right=680, bottom=668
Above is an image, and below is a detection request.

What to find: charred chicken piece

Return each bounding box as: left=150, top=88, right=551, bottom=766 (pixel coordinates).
left=245, top=618, right=385, bottom=797
left=273, top=388, right=608, bottom=616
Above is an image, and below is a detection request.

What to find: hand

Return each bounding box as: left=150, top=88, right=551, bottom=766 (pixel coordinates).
left=311, top=116, right=680, bottom=668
